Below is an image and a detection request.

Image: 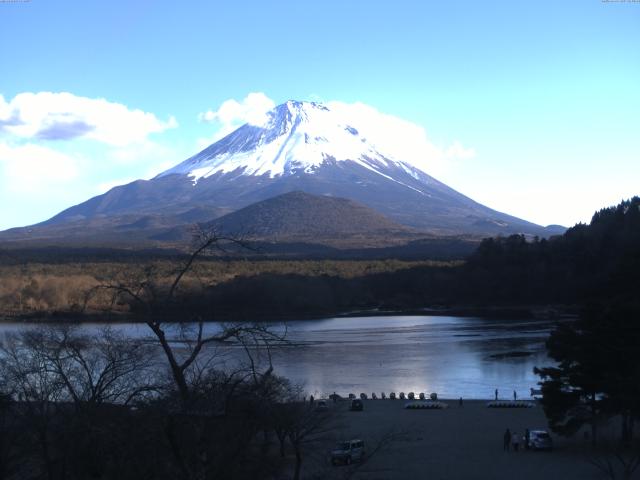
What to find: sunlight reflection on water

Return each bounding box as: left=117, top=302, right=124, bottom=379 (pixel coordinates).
left=0, top=315, right=555, bottom=399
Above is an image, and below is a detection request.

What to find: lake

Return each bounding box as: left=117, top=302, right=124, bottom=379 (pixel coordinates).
left=0, top=315, right=556, bottom=400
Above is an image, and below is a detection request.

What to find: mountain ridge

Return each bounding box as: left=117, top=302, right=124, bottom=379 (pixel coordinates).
left=0, top=100, right=565, bottom=246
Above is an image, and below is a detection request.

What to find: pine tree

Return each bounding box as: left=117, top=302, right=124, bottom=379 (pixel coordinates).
left=535, top=302, right=640, bottom=445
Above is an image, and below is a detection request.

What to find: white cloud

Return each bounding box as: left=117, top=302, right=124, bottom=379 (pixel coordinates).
left=0, top=91, right=477, bottom=230
left=326, top=100, right=475, bottom=176
left=92, top=148, right=182, bottom=194
left=0, top=92, right=177, bottom=146
left=196, top=94, right=475, bottom=177
left=0, top=92, right=184, bottom=229
left=0, top=140, right=92, bottom=229
left=0, top=136, right=186, bottom=230
left=106, top=140, right=171, bottom=165
left=0, top=141, right=79, bottom=193
left=198, top=92, right=275, bottom=142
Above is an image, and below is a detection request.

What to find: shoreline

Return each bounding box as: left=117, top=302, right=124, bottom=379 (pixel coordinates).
left=0, top=304, right=579, bottom=324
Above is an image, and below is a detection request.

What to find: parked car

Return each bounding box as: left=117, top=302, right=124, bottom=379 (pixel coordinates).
left=331, top=439, right=365, bottom=465
left=315, top=399, right=329, bottom=412
left=350, top=399, right=363, bottom=411
left=528, top=430, right=553, bottom=451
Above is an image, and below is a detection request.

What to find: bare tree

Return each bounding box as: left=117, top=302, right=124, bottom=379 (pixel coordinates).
left=281, top=403, right=336, bottom=480
left=0, top=326, right=160, bottom=480
left=1, top=330, right=70, bottom=480
left=0, top=390, right=22, bottom=480
left=0, top=320, right=304, bottom=480
left=76, top=228, right=305, bottom=479
left=19, top=326, right=158, bottom=408
left=85, top=227, right=286, bottom=409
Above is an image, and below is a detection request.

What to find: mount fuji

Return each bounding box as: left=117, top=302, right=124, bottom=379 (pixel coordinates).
left=0, top=100, right=563, bottom=248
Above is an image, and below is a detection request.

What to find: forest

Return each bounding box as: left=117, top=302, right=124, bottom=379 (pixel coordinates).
left=1, top=197, right=638, bottom=322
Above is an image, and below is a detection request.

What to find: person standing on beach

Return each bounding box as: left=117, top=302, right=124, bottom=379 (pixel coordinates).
left=495, top=388, right=498, bottom=400
left=513, top=390, right=517, bottom=401
left=503, top=429, right=511, bottom=451
left=459, top=397, right=463, bottom=407
left=512, top=431, right=520, bottom=452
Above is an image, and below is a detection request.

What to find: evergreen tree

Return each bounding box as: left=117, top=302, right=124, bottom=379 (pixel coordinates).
left=535, top=302, right=640, bottom=445
left=535, top=305, right=609, bottom=445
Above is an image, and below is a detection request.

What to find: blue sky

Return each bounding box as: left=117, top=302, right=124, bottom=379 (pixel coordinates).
left=1, top=0, right=638, bottom=230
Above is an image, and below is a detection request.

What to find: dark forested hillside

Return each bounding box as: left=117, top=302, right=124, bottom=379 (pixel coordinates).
left=2, top=198, right=637, bottom=321
left=461, top=196, right=640, bottom=306
left=527, top=198, right=640, bottom=447
left=154, top=198, right=640, bottom=319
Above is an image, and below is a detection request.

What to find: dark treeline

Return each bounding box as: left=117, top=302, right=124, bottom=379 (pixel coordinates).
left=125, top=268, right=456, bottom=321
left=141, top=197, right=639, bottom=320
left=451, top=197, right=640, bottom=453
left=535, top=302, right=640, bottom=449
left=4, top=198, right=639, bottom=321
left=463, top=196, right=640, bottom=306
left=0, top=246, right=187, bottom=265
left=529, top=198, right=640, bottom=452
left=0, top=236, right=476, bottom=266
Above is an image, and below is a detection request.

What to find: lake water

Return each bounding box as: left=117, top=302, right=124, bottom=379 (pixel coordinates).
left=0, top=315, right=557, bottom=400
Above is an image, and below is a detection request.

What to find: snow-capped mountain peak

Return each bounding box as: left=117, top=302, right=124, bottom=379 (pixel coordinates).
left=17, top=99, right=554, bottom=240
left=159, top=100, right=421, bottom=182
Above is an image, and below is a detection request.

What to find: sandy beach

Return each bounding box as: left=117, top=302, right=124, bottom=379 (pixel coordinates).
left=303, top=399, right=608, bottom=480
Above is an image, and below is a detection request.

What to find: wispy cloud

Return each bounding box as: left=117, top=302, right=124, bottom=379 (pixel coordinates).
left=0, top=141, right=79, bottom=194
left=196, top=94, right=476, bottom=179
left=0, top=92, right=177, bottom=146
left=197, top=92, right=275, bottom=142
left=0, top=91, right=183, bottom=229
left=325, top=101, right=476, bottom=177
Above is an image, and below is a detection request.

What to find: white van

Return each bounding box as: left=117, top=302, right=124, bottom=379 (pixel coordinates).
left=330, top=439, right=365, bottom=465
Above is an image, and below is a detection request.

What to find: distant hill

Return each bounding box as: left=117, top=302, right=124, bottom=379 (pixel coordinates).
left=151, top=191, right=421, bottom=249
left=192, top=197, right=640, bottom=319
left=0, top=190, right=478, bottom=259
left=203, top=191, right=416, bottom=246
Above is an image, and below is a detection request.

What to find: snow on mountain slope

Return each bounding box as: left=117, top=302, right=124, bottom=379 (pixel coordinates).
left=159, top=100, right=429, bottom=186
left=5, top=99, right=561, bottom=243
